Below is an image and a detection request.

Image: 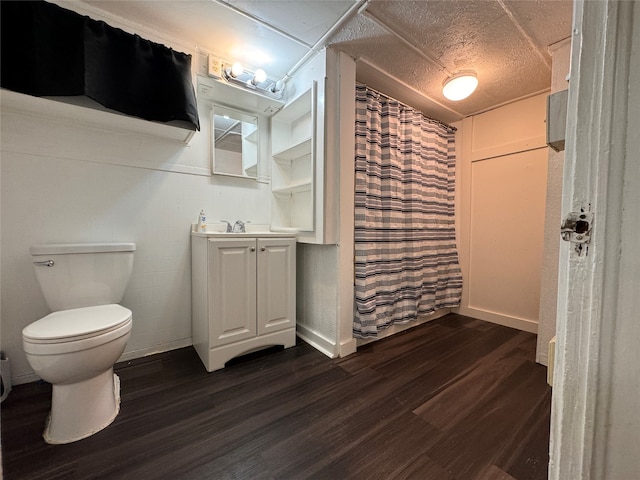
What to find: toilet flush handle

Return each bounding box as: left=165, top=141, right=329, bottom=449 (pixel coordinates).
left=34, top=260, right=54, bottom=267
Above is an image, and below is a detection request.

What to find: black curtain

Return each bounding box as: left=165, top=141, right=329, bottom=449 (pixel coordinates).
left=1, top=1, right=200, bottom=131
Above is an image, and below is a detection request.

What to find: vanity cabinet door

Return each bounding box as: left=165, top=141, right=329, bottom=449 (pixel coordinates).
left=209, top=238, right=257, bottom=346
left=256, top=238, right=296, bottom=336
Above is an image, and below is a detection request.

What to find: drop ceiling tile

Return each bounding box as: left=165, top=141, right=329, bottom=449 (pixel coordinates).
left=504, top=0, right=573, bottom=49
left=366, top=0, right=507, bottom=61
left=226, top=0, right=357, bottom=46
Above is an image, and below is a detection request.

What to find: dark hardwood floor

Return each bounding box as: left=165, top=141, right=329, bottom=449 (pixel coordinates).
left=1, top=314, right=551, bottom=480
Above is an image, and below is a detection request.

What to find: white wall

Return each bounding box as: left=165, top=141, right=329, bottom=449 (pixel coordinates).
left=0, top=18, right=273, bottom=385
left=455, top=94, right=549, bottom=332
left=293, top=48, right=358, bottom=358
left=536, top=38, right=571, bottom=366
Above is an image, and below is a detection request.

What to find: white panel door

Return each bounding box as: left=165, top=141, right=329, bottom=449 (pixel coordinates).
left=468, top=148, right=548, bottom=322
left=256, top=238, right=295, bottom=335
left=209, top=238, right=257, bottom=346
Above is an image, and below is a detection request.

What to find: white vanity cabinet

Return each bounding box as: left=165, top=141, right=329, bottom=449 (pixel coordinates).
left=191, top=233, right=296, bottom=372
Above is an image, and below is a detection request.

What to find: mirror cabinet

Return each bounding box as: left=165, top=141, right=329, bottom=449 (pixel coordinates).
left=211, top=105, right=259, bottom=179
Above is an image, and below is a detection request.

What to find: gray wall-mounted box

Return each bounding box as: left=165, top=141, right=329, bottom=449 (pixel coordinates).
left=546, top=89, right=568, bottom=152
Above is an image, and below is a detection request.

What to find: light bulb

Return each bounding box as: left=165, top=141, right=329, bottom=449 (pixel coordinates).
left=271, top=80, right=285, bottom=93
left=253, top=69, right=267, bottom=84
left=230, top=62, right=244, bottom=78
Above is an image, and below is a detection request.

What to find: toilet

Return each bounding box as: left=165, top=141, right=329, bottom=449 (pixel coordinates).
left=22, top=243, right=135, bottom=444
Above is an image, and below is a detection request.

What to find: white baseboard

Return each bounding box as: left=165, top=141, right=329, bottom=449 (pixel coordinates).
left=338, top=338, right=357, bottom=358
left=12, top=338, right=194, bottom=387
left=118, top=338, right=193, bottom=363
left=12, top=372, right=40, bottom=386
left=453, top=306, right=538, bottom=333
left=296, top=324, right=338, bottom=359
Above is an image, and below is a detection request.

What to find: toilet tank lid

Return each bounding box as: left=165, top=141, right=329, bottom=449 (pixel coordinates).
left=30, top=243, right=136, bottom=255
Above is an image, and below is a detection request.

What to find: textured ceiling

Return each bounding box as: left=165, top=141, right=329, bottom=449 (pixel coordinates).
left=74, top=0, right=573, bottom=123
left=330, top=0, right=573, bottom=121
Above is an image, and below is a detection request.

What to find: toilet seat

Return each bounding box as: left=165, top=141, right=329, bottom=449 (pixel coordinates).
left=23, top=304, right=132, bottom=342
left=23, top=304, right=132, bottom=355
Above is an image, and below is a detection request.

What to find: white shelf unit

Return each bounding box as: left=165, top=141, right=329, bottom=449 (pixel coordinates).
left=271, top=83, right=317, bottom=233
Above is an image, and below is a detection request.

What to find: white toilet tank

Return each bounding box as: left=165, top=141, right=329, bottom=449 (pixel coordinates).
left=30, top=243, right=136, bottom=312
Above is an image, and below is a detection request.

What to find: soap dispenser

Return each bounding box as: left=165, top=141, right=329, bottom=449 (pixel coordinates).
left=197, top=209, right=207, bottom=233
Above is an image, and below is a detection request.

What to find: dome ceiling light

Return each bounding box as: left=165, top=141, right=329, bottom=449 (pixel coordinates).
left=442, top=71, right=478, bottom=101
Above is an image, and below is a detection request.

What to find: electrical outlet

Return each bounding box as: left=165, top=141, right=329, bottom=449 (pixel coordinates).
left=207, top=55, right=222, bottom=78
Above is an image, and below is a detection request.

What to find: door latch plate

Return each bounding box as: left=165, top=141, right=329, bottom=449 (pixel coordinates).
left=561, top=211, right=593, bottom=255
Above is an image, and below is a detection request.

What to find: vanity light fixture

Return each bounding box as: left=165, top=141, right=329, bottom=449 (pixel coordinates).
left=442, top=71, right=478, bottom=101
left=221, top=62, right=284, bottom=99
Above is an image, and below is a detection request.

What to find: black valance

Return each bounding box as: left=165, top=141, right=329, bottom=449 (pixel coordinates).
left=0, top=1, right=200, bottom=131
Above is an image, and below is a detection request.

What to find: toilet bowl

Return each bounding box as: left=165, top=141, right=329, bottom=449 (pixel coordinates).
left=23, top=242, right=135, bottom=444
left=23, top=304, right=132, bottom=444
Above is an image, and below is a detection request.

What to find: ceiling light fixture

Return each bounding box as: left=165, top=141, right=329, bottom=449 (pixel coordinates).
left=442, top=71, right=478, bottom=101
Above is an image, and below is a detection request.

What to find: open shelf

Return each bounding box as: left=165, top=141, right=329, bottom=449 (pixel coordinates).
left=244, top=125, right=258, bottom=143
left=270, top=82, right=317, bottom=234
left=273, top=137, right=312, bottom=163
left=273, top=88, right=312, bottom=123
left=272, top=179, right=312, bottom=194
left=1, top=89, right=196, bottom=144
left=244, top=164, right=258, bottom=177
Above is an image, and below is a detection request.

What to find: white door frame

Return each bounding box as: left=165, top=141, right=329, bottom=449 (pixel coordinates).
left=550, top=0, right=638, bottom=478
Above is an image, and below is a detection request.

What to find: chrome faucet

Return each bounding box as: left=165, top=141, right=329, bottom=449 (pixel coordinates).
left=232, top=220, right=246, bottom=233
left=220, top=220, right=232, bottom=233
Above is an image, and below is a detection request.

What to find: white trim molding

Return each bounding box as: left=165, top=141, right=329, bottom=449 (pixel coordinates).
left=296, top=324, right=338, bottom=359
left=454, top=306, right=538, bottom=334
left=550, top=1, right=638, bottom=478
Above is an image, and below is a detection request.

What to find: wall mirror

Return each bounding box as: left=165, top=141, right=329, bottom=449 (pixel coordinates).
left=211, top=105, right=259, bottom=179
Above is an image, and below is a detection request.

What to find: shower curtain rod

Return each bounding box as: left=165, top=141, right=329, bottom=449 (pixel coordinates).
left=356, top=82, right=457, bottom=132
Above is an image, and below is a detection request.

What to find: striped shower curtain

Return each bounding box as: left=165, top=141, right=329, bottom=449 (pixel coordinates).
left=354, top=84, right=463, bottom=337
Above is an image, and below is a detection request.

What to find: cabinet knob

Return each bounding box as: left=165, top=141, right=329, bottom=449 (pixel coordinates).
left=261, top=247, right=266, bottom=252
left=250, top=247, right=256, bottom=252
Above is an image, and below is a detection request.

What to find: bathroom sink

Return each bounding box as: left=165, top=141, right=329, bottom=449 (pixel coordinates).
left=192, top=231, right=294, bottom=238
left=191, top=224, right=294, bottom=238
